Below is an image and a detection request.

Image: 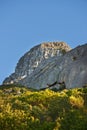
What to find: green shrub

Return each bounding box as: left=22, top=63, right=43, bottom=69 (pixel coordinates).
left=0, top=85, right=87, bottom=130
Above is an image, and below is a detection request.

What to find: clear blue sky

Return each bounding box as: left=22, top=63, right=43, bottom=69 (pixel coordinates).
left=0, top=0, right=87, bottom=84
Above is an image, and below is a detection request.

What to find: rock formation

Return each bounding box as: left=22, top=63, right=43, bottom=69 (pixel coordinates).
left=3, top=42, right=87, bottom=90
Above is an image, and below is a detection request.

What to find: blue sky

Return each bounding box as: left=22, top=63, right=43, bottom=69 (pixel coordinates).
left=0, top=0, right=87, bottom=84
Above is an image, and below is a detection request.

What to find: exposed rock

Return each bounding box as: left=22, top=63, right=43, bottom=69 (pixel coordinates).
left=3, top=41, right=70, bottom=87
left=3, top=42, right=87, bottom=90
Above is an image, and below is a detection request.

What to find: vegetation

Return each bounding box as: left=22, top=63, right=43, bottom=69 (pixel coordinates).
left=61, top=49, right=67, bottom=55
left=0, top=84, right=87, bottom=130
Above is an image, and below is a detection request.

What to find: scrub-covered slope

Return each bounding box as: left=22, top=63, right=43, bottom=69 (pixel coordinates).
left=0, top=84, right=87, bottom=130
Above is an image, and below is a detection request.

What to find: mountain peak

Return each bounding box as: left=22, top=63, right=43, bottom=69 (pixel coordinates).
left=41, top=41, right=71, bottom=50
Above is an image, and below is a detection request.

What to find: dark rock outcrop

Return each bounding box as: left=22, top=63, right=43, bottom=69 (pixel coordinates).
left=3, top=42, right=87, bottom=90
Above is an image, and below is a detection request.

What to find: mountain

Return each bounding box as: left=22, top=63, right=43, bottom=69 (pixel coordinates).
left=3, top=42, right=87, bottom=90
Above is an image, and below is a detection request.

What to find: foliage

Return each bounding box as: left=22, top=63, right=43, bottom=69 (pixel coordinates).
left=61, top=49, right=66, bottom=55
left=0, top=84, right=87, bottom=130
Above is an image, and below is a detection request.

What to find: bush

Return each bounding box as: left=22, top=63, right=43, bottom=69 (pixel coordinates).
left=69, top=95, right=84, bottom=108
left=0, top=85, right=87, bottom=129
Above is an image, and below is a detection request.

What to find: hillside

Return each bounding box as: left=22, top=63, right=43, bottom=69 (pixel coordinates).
left=0, top=84, right=87, bottom=130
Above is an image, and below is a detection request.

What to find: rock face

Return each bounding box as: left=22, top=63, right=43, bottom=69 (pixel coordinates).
left=3, top=42, right=87, bottom=90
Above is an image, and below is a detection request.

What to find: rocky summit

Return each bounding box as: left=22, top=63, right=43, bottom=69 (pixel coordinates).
left=3, top=42, right=87, bottom=90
